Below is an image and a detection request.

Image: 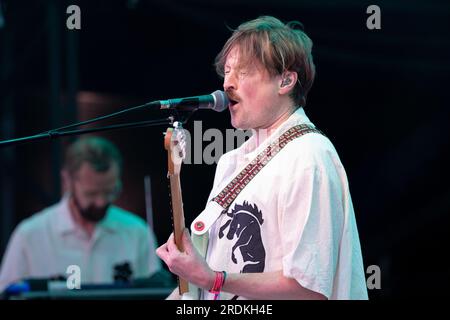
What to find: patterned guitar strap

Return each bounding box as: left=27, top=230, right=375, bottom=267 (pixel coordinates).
left=211, top=124, right=324, bottom=209
left=189, top=123, right=325, bottom=300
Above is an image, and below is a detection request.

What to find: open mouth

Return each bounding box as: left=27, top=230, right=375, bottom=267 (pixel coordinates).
left=227, top=96, right=240, bottom=108
left=229, top=99, right=239, bottom=108
left=226, top=91, right=240, bottom=109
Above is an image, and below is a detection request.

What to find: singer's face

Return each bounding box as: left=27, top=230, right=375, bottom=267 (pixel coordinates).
left=223, top=47, right=284, bottom=130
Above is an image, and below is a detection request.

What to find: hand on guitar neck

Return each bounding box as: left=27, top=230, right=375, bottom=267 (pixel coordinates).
left=156, top=228, right=215, bottom=295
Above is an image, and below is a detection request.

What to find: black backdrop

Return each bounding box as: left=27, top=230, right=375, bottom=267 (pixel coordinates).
left=1, top=0, right=449, bottom=299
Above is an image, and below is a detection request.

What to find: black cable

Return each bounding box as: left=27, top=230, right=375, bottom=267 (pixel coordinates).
left=40, top=100, right=160, bottom=135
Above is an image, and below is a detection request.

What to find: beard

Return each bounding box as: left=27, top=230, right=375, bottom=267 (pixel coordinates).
left=72, top=193, right=110, bottom=223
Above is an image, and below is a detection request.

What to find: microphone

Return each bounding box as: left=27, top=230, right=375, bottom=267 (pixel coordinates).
left=158, top=90, right=229, bottom=112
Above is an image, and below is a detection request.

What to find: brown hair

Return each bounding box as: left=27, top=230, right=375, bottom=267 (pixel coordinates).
left=64, top=136, right=123, bottom=176
left=215, top=16, right=316, bottom=106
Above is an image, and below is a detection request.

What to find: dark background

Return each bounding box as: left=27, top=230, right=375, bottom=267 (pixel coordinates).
left=1, top=0, right=449, bottom=299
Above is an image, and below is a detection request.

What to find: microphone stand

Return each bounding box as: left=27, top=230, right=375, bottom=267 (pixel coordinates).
left=0, top=107, right=196, bottom=149
left=0, top=118, right=174, bottom=148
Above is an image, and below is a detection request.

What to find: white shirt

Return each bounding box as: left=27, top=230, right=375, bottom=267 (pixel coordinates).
left=194, top=107, right=368, bottom=300
left=0, top=196, right=161, bottom=292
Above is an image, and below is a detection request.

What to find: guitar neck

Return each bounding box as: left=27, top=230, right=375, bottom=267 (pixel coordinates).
left=168, top=172, right=189, bottom=294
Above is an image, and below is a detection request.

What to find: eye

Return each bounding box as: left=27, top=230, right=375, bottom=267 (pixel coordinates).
left=239, top=70, right=248, bottom=78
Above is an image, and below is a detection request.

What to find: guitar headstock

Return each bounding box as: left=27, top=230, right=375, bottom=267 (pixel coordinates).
left=164, top=122, right=187, bottom=175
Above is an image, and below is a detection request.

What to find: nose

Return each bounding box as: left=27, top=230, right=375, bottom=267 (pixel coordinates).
left=223, top=72, right=237, bottom=92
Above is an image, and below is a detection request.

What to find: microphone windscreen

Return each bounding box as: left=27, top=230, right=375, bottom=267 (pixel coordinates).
left=211, top=90, right=229, bottom=112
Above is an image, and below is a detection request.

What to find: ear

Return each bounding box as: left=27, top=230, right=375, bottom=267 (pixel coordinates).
left=278, top=71, right=298, bottom=95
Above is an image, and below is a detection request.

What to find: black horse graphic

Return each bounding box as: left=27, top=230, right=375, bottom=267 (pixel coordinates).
left=218, top=201, right=266, bottom=273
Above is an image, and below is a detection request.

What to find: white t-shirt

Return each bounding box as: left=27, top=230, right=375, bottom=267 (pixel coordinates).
left=0, top=196, right=161, bottom=292
left=192, top=107, right=368, bottom=300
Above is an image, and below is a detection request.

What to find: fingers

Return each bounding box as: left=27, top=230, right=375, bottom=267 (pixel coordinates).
left=156, top=233, right=175, bottom=263
left=167, top=232, right=178, bottom=253
left=156, top=241, right=168, bottom=261
left=156, top=231, right=197, bottom=279
left=156, top=247, right=165, bottom=261
left=182, top=228, right=193, bottom=253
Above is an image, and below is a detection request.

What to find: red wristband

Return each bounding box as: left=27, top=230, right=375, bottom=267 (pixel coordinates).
left=209, top=271, right=226, bottom=300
